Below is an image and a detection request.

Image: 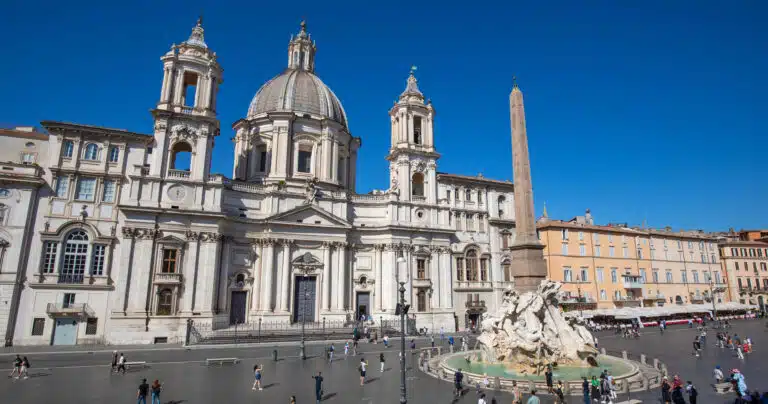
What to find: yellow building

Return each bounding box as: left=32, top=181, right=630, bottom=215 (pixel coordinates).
left=537, top=212, right=728, bottom=310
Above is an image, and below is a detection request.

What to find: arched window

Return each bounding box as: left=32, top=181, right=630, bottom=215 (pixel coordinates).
left=63, top=140, right=74, bottom=158
left=157, top=289, right=173, bottom=315
left=83, top=144, right=99, bottom=161
left=108, top=146, right=119, bottom=163
left=466, top=250, right=478, bottom=281
left=60, top=230, right=89, bottom=283
left=411, top=173, right=424, bottom=197
left=170, top=142, right=192, bottom=171
left=497, top=196, right=506, bottom=217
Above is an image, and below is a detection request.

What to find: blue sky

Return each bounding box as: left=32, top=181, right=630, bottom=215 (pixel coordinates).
left=1, top=1, right=765, bottom=231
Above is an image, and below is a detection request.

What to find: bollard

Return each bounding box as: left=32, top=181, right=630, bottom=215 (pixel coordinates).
left=640, top=354, right=646, bottom=365
left=653, top=358, right=659, bottom=369
left=437, top=347, right=442, bottom=356
left=623, top=380, right=630, bottom=394
left=273, top=349, right=278, bottom=362
left=622, top=350, right=628, bottom=360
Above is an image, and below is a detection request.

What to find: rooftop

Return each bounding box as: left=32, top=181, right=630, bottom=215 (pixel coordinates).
left=40, top=121, right=152, bottom=140
left=436, top=172, right=514, bottom=189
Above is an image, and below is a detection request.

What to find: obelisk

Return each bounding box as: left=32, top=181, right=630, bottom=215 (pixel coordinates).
left=508, top=79, right=548, bottom=293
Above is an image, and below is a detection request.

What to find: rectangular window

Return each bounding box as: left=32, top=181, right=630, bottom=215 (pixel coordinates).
left=731, top=248, right=737, bottom=257
left=650, top=249, right=655, bottom=259
left=639, top=269, right=646, bottom=283
left=580, top=267, right=588, bottom=283
left=21, top=152, right=36, bottom=164
left=700, top=253, right=706, bottom=264
left=600, top=289, right=607, bottom=301
left=445, top=190, right=451, bottom=201
left=595, top=246, right=601, bottom=256
left=611, top=268, right=617, bottom=283
left=593, top=235, right=600, bottom=245
left=297, top=150, right=312, bottom=173
left=63, top=293, right=75, bottom=308
left=761, top=263, right=767, bottom=271
left=738, top=278, right=743, bottom=289
left=596, top=267, right=604, bottom=283
left=90, top=244, right=106, bottom=275
left=561, top=243, right=568, bottom=255
left=663, top=239, right=668, bottom=247
left=561, top=229, right=568, bottom=240
left=735, top=262, right=740, bottom=271
left=758, top=249, right=763, bottom=258
left=666, top=271, right=673, bottom=283
left=480, top=258, right=488, bottom=281
left=456, top=258, right=464, bottom=281
left=42, top=241, right=58, bottom=273
left=417, top=291, right=426, bottom=312
left=416, top=259, right=426, bottom=279
left=162, top=249, right=178, bottom=273
left=609, top=246, right=615, bottom=257
left=413, top=116, right=422, bottom=144
left=681, top=271, right=688, bottom=283
left=637, top=248, right=643, bottom=259
left=652, top=270, right=659, bottom=283
left=86, top=318, right=98, bottom=335
left=711, top=254, right=716, bottom=263
left=31, top=318, right=45, bottom=336
left=563, top=267, right=572, bottom=282
left=578, top=231, right=584, bottom=241
left=579, top=244, right=586, bottom=256
left=102, top=180, right=116, bottom=203
left=56, top=176, right=69, bottom=198
left=108, top=146, right=119, bottom=163
left=466, top=215, right=475, bottom=232
left=622, top=247, right=628, bottom=258
left=715, top=272, right=721, bottom=284
left=76, top=177, right=97, bottom=201
left=478, top=217, right=485, bottom=233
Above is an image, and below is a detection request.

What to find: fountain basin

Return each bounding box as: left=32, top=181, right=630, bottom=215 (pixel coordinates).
left=441, top=351, right=638, bottom=383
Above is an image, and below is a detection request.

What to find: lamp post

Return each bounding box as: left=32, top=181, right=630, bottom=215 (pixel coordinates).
left=396, top=248, right=408, bottom=404
left=707, top=274, right=726, bottom=321
left=299, top=269, right=310, bottom=360
left=576, top=275, right=583, bottom=318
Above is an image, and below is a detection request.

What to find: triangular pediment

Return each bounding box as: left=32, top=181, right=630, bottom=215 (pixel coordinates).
left=157, top=234, right=186, bottom=244
left=266, top=204, right=352, bottom=228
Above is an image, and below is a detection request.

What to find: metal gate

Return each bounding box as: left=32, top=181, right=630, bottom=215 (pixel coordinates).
left=230, top=291, right=247, bottom=325
left=293, top=276, right=316, bottom=323
left=356, top=292, right=370, bottom=320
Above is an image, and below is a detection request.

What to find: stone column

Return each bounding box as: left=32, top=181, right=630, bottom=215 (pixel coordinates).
left=280, top=240, right=293, bottom=312
left=261, top=239, right=276, bottom=312
left=251, top=241, right=263, bottom=312
left=430, top=250, right=440, bottom=309
left=322, top=242, right=332, bottom=310
left=375, top=245, right=383, bottom=311
left=336, top=243, right=347, bottom=310
left=160, top=67, right=171, bottom=103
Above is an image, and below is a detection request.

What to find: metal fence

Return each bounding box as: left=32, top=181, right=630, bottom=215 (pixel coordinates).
left=186, top=317, right=417, bottom=345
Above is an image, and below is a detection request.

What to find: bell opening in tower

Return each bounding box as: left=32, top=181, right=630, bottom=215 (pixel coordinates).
left=182, top=71, right=199, bottom=108
left=413, top=116, right=422, bottom=144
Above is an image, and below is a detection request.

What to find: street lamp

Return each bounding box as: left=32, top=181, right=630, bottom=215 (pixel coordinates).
left=576, top=275, right=583, bottom=318
left=395, top=247, right=409, bottom=404
left=299, top=269, right=311, bottom=360
left=707, top=274, right=727, bottom=321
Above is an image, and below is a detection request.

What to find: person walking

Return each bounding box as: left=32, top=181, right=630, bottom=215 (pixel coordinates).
left=478, top=392, right=487, bottom=404
left=9, top=355, right=22, bottom=379
left=358, top=358, right=368, bottom=386
left=290, top=395, right=296, bottom=404
left=590, top=376, right=600, bottom=403
left=111, top=351, right=118, bottom=373
left=312, top=371, right=324, bottom=404
left=736, top=341, right=745, bottom=360
left=344, top=340, right=350, bottom=356
left=137, top=378, right=149, bottom=404
left=526, top=389, right=540, bottom=404
left=454, top=368, right=464, bottom=397
left=379, top=353, right=385, bottom=373
left=661, top=377, right=671, bottom=404
left=692, top=336, right=702, bottom=357
left=449, top=335, right=455, bottom=353
left=383, top=334, right=389, bottom=348
left=328, top=343, right=335, bottom=363
left=430, top=334, right=435, bottom=348
left=252, top=364, right=263, bottom=390
left=713, top=365, right=724, bottom=384
left=582, top=377, right=590, bottom=404
left=117, top=353, right=127, bottom=375
left=545, top=366, right=554, bottom=393
left=554, top=381, right=565, bottom=403
left=440, top=326, right=445, bottom=344
left=20, top=357, right=30, bottom=379
left=352, top=338, right=359, bottom=356
left=150, top=380, right=162, bottom=404
left=671, top=382, right=686, bottom=404
left=686, top=381, right=698, bottom=404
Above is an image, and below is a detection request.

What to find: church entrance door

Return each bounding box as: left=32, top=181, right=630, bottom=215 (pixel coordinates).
left=293, top=276, right=317, bottom=323
left=230, top=291, right=247, bottom=325
left=356, top=292, right=370, bottom=321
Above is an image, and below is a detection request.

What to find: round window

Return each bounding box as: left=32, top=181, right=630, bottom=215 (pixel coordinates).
left=416, top=210, right=424, bottom=219
left=359, top=276, right=367, bottom=285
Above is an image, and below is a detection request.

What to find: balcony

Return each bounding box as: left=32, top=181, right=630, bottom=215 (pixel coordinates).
left=154, top=272, right=183, bottom=284
left=613, top=295, right=641, bottom=302
left=560, top=296, right=597, bottom=305
left=58, top=273, right=85, bottom=284
left=622, top=277, right=644, bottom=289
left=167, top=169, right=191, bottom=180
left=412, top=195, right=426, bottom=202
left=46, top=303, right=95, bottom=318
left=412, top=277, right=431, bottom=288
left=690, top=295, right=705, bottom=303
left=465, top=299, right=486, bottom=311
left=454, top=280, right=493, bottom=291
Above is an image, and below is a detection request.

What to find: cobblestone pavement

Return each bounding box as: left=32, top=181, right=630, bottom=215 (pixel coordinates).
left=0, top=319, right=764, bottom=403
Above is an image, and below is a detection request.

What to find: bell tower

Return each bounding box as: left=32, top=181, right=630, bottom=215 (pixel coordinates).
left=151, top=17, right=223, bottom=182
left=387, top=67, right=439, bottom=203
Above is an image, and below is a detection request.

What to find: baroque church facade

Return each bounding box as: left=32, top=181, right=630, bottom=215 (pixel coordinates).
left=8, top=20, right=526, bottom=346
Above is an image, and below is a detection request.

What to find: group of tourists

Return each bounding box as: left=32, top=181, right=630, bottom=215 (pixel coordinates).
left=581, top=369, right=618, bottom=404
left=660, top=375, right=699, bottom=404
left=8, top=355, right=31, bottom=380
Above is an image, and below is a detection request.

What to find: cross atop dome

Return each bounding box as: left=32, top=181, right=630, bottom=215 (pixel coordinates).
left=183, top=15, right=207, bottom=48
left=287, top=20, right=316, bottom=72
left=398, top=65, right=425, bottom=104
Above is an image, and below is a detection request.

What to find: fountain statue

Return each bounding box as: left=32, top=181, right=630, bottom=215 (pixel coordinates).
left=476, top=280, right=598, bottom=374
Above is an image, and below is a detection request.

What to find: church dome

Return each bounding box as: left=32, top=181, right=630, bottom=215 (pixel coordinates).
left=247, top=68, right=348, bottom=128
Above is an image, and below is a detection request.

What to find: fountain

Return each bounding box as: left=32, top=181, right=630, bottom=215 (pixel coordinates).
left=437, top=280, right=643, bottom=386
